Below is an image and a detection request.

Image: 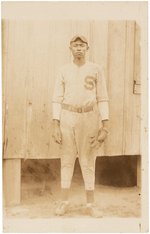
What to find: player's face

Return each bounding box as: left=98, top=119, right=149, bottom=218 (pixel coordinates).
left=70, top=39, right=88, bottom=59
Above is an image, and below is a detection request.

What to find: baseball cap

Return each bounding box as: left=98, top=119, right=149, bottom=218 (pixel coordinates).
left=70, top=35, right=88, bottom=45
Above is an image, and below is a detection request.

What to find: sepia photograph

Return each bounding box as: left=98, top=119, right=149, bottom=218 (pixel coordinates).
left=2, top=1, right=148, bottom=233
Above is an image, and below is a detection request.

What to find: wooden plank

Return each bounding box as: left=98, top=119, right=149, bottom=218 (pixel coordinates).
left=90, top=21, right=108, bottom=62
left=3, top=20, right=28, bottom=158
left=131, top=23, right=141, bottom=154
left=122, top=21, right=135, bottom=154
left=131, top=95, right=141, bottom=155
left=123, top=21, right=141, bottom=155
left=133, top=23, right=141, bottom=94
left=25, top=21, right=54, bottom=159
left=105, top=21, right=126, bottom=156
left=91, top=21, right=108, bottom=81
left=3, top=159, right=21, bottom=206
left=25, top=21, right=72, bottom=159
left=2, top=20, right=9, bottom=159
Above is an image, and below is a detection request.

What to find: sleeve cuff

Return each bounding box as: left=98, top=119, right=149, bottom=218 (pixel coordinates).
left=98, top=101, right=109, bottom=120
left=52, top=102, right=62, bottom=120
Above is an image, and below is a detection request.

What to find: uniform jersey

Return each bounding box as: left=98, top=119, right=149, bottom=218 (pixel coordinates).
left=52, top=61, right=109, bottom=120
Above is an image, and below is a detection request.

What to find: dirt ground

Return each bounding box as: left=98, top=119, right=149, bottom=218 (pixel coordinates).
left=3, top=158, right=141, bottom=232
left=4, top=181, right=140, bottom=219
left=3, top=181, right=141, bottom=233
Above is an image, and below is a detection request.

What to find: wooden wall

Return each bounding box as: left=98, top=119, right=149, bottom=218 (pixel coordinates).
left=2, top=20, right=141, bottom=159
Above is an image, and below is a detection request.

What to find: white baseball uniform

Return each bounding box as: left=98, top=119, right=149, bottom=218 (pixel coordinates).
left=52, top=61, right=109, bottom=190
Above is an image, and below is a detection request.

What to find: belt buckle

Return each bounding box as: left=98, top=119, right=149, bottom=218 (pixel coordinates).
left=78, top=107, right=82, bottom=113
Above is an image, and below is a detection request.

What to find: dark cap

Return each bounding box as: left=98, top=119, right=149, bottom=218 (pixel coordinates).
left=70, top=35, right=88, bottom=45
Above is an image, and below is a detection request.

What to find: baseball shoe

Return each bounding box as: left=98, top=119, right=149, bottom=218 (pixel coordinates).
left=86, top=204, right=103, bottom=218
left=55, top=201, right=69, bottom=216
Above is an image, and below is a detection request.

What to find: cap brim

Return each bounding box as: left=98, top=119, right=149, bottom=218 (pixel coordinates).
left=70, top=35, right=88, bottom=44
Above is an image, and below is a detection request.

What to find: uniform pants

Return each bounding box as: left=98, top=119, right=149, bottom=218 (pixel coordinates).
left=60, top=108, right=100, bottom=190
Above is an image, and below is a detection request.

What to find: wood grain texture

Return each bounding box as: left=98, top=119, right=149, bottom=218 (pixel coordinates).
left=123, top=22, right=141, bottom=155
left=133, top=23, right=141, bottom=94
left=2, top=20, right=9, bottom=159
left=91, top=21, right=108, bottom=81
left=105, top=21, right=126, bottom=155
left=3, top=21, right=27, bottom=158
left=3, top=159, right=21, bottom=205
left=122, top=21, right=136, bottom=154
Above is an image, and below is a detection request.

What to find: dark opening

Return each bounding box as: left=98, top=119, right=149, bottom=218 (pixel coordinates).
left=21, top=155, right=139, bottom=187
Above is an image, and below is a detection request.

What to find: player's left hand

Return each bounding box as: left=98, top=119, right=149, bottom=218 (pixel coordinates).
left=89, top=128, right=108, bottom=148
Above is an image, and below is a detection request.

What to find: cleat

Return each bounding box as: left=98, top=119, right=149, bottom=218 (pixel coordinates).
left=55, top=201, right=69, bottom=216
left=86, top=204, right=103, bottom=218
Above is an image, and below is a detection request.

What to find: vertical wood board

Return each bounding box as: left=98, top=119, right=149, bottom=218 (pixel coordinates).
left=3, top=21, right=27, bottom=158
left=123, top=21, right=135, bottom=154
left=3, top=159, right=21, bottom=206
left=105, top=21, right=126, bottom=155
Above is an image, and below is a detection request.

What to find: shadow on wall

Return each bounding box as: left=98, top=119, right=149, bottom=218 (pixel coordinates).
left=21, top=156, right=138, bottom=187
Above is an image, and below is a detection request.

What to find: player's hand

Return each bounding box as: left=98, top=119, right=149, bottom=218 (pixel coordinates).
left=89, top=128, right=108, bottom=148
left=89, top=135, right=100, bottom=148
left=97, top=128, right=108, bottom=143
left=52, top=120, right=62, bottom=144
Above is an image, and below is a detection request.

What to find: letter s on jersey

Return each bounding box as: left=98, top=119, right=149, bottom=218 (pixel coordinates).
left=84, top=76, right=96, bottom=90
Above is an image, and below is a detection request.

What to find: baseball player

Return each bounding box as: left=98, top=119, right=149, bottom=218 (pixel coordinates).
left=52, top=35, right=109, bottom=217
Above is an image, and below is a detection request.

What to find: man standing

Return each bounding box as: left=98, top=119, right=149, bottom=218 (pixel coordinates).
left=52, top=35, right=109, bottom=217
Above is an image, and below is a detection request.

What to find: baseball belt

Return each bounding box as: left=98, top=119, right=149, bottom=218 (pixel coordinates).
left=62, top=103, right=94, bottom=113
